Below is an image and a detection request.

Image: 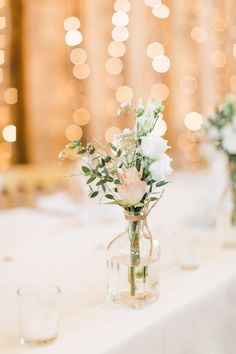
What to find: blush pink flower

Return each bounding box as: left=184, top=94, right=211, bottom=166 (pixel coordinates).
left=117, top=167, right=147, bottom=205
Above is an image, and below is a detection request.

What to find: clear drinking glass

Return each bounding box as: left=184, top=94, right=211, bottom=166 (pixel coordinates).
left=17, top=284, right=61, bottom=345
left=175, top=231, right=201, bottom=270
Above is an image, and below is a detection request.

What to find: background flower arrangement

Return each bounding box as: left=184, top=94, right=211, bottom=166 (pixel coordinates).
left=203, top=96, right=236, bottom=226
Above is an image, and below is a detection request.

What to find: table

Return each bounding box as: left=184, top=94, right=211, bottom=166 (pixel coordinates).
left=1, top=171, right=236, bottom=354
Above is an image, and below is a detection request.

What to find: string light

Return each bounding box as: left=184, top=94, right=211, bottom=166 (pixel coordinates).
left=73, top=108, right=90, bottom=126
left=64, top=17, right=80, bottom=31
left=0, top=17, right=5, bottom=30
left=108, top=41, right=126, bottom=57
left=65, top=30, right=82, bottom=46
left=152, top=54, right=170, bottom=73
left=105, top=126, right=121, bottom=143
left=146, top=42, right=164, bottom=58
left=151, top=83, right=169, bottom=101
left=65, top=124, right=83, bottom=141
left=115, top=85, right=133, bottom=103
left=145, top=0, right=161, bottom=7
left=112, top=26, right=129, bottom=42
left=70, top=48, right=87, bottom=64
left=112, top=12, right=129, bottom=26
left=152, top=4, right=170, bottom=19
left=114, top=0, right=131, bottom=13
left=105, top=57, right=123, bottom=75
left=2, top=124, right=16, bottom=142
left=210, top=50, right=226, bottom=68
left=190, top=27, right=208, bottom=43
left=64, top=16, right=90, bottom=142
left=184, top=112, right=203, bottom=131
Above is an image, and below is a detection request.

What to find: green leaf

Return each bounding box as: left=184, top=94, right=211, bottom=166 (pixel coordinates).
left=106, top=177, right=113, bottom=182
left=150, top=197, right=158, bottom=201
left=110, top=144, right=117, bottom=151
left=102, top=184, right=107, bottom=193
left=117, top=149, right=122, bottom=158
left=90, top=191, right=99, bottom=198
left=82, top=166, right=90, bottom=175
left=105, top=156, right=111, bottom=163
left=105, top=194, right=114, bottom=200
left=156, top=181, right=168, bottom=187
left=114, top=179, right=121, bottom=185
left=96, top=179, right=107, bottom=186
left=87, top=176, right=96, bottom=184
left=77, top=148, right=86, bottom=154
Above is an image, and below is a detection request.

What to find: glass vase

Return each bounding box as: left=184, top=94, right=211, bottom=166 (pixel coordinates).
left=229, top=160, right=236, bottom=227
left=107, top=211, right=160, bottom=309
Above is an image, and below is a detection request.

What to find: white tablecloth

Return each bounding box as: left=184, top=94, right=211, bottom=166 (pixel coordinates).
left=1, top=171, right=236, bottom=354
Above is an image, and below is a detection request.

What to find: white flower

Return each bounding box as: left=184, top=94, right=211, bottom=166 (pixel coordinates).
left=139, top=134, right=169, bottom=160
left=208, top=126, right=221, bottom=140
left=233, top=114, right=236, bottom=129
left=149, top=154, right=173, bottom=181
left=221, top=125, right=236, bottom=154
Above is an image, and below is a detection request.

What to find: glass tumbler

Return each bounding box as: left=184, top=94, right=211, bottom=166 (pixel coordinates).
left=17, top=284, right=61, bottom=345
left=175, top=231, right=201, bottom=270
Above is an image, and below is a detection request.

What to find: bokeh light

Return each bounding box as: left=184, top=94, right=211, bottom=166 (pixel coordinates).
left=115, top=85, right=134, bottom=103
left=2, top=124, right=16, bottom=142
left=112, top=26, right=129, bottom=42
left=210, top=51, right=226, bottom=68
left=73, top=63, right=90, bottom=79
left=184, top=112, right=203, bottom=131
left=152, top=4, right=170, bottom=19
left=152, top=55, right=171, bottom=73
left=73, top=108, right=90, bottom=126
left=105, top=57, right=123, bottom=75
left=230, top=75, right=236, bottom=93
left=146, top=42, right=164, bottom=59
left=4, top=88, right=17, bottom=104
left=112, top=12, right=129, bottom=26
left=0, top=49, right=4, bottom=65
left=191, top=27, right=208, bottom=43
left=152, top=119, right=167, bottom=136
left=211, top=17, right=226, bottom=32
left=145, top=0, right=161, bottom=7
left=114, top=0, right=131, bottom=13
left=105, top=126, right=121, bottom=143
left=230, top=25, right=236, bottom=40
left=65, top=30, right=83, bottom=46
left=108, top=41, right=126, bottom=57
left=233, top=44, right=236, bottom=58
left=70, top=48, right=87, bottom=65
left=151, top=83, right=169, bottom=101
left=0, top=17, right=6, bottom=30
left=65, top=124, right=83, bottom=141
left=64, top=17, right=80, bottom=31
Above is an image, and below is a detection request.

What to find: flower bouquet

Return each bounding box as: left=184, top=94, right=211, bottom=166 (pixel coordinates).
left=60, top=99, right=172, bottom=308
left=203, top=96, right=236, bottom=228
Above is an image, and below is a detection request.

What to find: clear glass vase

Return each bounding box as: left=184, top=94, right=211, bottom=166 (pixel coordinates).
left=107, top=211, right=160, bottom=309
left=230, top=160, right=236, bottom=226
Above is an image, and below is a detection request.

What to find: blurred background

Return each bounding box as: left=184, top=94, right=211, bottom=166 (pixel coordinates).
left=0, top=0, right=235, bottom=207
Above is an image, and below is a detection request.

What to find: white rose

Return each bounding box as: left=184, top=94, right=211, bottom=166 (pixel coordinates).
left=149, top=154, right=173, bottom=181
left=208, top=126, right=221, bottom=140
left=140, top=134, right=168, bottom=160
left=222, top=125, right=236, bottom=154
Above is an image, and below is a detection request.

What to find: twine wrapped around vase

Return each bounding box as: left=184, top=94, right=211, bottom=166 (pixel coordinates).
left=107, top=190, right=164, bottom=254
